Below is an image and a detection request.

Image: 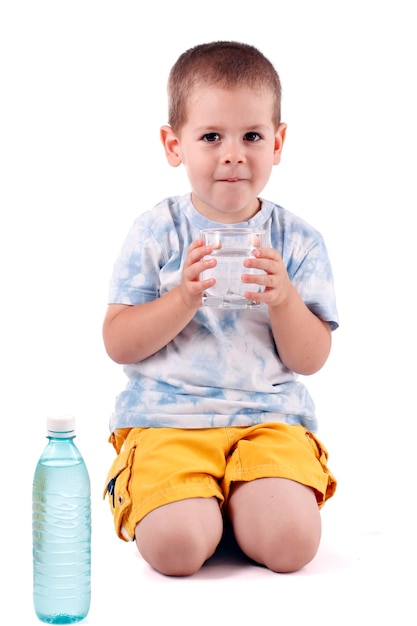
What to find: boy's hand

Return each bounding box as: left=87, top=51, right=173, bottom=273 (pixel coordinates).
left=242, top=248, right=292, bottom=308
left=180, top=238, right=216, bottom=308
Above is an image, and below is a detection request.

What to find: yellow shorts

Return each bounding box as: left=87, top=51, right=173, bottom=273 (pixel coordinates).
left=103, top=423, right=337, bottom=542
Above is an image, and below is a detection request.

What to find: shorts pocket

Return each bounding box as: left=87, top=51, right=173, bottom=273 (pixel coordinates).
left=304, top=430, right=329, bottom=465
left=304, top=430, right=337, bottom=506
left=103, top=442, right=137, bottom=541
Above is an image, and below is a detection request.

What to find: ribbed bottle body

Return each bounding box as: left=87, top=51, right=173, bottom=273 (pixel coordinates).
left=32, top=438, right=91, bottom=624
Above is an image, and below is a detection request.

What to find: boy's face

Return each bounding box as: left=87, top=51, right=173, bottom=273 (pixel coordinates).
left=161, top=85, right=286, bottom=223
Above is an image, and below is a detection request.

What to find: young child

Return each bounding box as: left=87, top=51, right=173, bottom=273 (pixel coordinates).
left=103, top=41, right=339, bottom=576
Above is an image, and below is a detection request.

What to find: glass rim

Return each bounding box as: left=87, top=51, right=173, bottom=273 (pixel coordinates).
left=201, top=227, right=266, bottom=235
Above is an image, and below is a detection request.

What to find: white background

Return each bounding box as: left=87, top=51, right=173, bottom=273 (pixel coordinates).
left=1, top=1, right=416, bottom=624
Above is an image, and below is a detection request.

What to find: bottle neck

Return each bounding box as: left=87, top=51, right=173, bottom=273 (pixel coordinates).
left=41, top=434, right=82, bottom=464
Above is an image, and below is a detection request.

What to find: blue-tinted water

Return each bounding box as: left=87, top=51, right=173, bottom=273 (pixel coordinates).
left=33, top=458, right=91, bottom=624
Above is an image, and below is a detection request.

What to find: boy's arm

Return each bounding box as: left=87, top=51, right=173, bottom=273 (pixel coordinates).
left=268, top=285, right=332, bottom=375
left=103, top=239, right=216, bottom=364
left=242, top=248, right=332, bottom=375
left=102, top=287, right=197, bottom=364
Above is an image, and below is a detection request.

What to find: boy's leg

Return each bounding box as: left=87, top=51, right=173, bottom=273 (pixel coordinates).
left=227, top=477, right=321, bottom=573
left=135, top=497, right=223, bottom=576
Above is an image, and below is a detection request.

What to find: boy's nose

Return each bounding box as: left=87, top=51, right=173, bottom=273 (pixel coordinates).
left=221, top=142, right=245, bottom=165
left=223, top=156, right=244, bottom=164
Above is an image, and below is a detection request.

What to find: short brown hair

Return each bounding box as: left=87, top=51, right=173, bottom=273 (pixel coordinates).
left=167, top=41, right=282, bottom=132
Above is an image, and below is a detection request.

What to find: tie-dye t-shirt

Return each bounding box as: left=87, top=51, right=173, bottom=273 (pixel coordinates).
left=107, top=194, right=339, bottom=433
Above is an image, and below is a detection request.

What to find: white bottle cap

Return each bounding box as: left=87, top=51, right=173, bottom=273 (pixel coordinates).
left=47, top=415, right=76, bottom=437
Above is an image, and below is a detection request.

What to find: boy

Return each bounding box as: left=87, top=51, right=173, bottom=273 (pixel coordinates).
left=103, top=41, right=338, bottom=576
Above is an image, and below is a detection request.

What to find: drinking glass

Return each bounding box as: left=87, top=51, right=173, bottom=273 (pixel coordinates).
left=201, top=228, right=267, bottom=309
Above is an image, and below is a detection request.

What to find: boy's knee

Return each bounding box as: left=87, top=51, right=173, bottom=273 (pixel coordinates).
left=237, top=522, right=321, bottom=573
left=136, top=523, right=215, bottom=576
left=228, top=478, right=322, bottom=573
left=135, top=498, right=223, bottom=576
left=264, top=528, right=321, bottom=573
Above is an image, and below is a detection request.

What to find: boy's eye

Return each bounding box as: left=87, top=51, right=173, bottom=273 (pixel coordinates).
left=202, top=132, right=220, bottom=142
left=244, top=132, right=261, bottom=142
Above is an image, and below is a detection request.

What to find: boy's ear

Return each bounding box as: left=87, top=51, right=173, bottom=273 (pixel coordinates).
left=160, top=125, right=182, bottom=167
left=273, top=123, right=287, bottom=165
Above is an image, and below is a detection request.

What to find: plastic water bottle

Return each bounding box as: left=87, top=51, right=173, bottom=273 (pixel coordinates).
left=32, top=416, right=91, bottom=624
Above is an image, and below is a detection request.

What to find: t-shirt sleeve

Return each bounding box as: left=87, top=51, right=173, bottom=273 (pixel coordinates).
left=107, top=216, right=165, bottom=305
left=289, top=235, right=339, bottom=331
